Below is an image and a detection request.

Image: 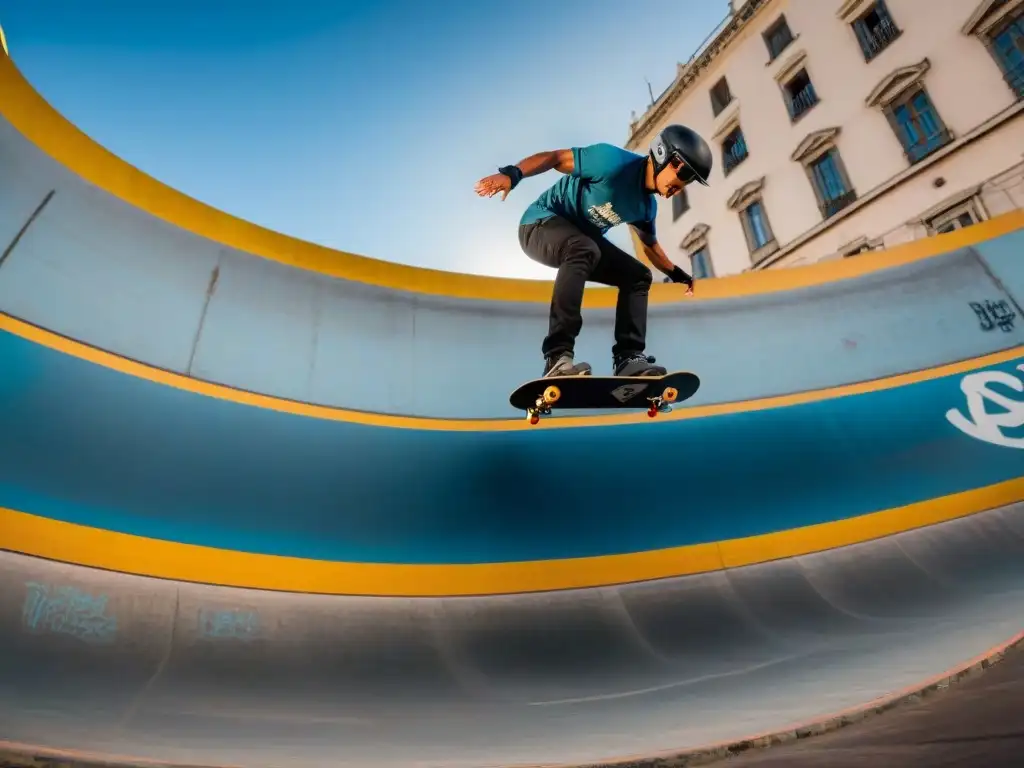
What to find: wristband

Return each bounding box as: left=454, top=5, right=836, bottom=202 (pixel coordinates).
left=498, top=165, right=524, bottom=190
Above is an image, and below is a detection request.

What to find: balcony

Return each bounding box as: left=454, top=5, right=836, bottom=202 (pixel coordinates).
left=787, top=81, right=818, bottom=121
left=723, top=133, right=748, bottom=175
left=858, top=17, right=901, bottom=61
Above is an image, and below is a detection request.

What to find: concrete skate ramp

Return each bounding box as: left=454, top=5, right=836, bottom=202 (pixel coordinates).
left=1, top=315, right=1023, bottom=766
left=1, top=508, right=1022, bottom=768
left=4, top=313, right=1024, bottom=591
left=2, top=20, right=1024, bottom=768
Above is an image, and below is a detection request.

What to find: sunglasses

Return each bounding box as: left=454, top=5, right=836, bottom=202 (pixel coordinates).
left=670, top=156, right=700, bottom=184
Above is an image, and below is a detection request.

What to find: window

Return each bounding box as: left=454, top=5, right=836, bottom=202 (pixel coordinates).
left=851, top=1, right=901, bottom=61
left=741, top=201, right=773, bottom=252
left=808, top=149, right=856, bottom=218
left=988, top=12, right=1024, bottom=98
left=886, top=88, right=952, bottom=163
left=791, top=127, right=856, bottom=219
left=672, top=188, right=690, bottom=221
left=710, top=77, right=732, bottom=117
left=865, top=59, right=952, bottom=165
left=727, top=178, right=777, bottom=263
left=844, top=244, right=875, bottom=256
left=838, top=236, right=881, bottom=257
left=722, top=126, right=748, bottom=175
left=929, top=201, right=984, bottom=234
left=678, top=223, right=710, bottom=280
left=911, top=187, right=988, bottom=236
left=690, top=247, right=715, bottom=279
left=783, top=68, right=819, bottom=121
left=934, top=212, right=977, bottom=233
left=763, top=15, right=795, bottom=61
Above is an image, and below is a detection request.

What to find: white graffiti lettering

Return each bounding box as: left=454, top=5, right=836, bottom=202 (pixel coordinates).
left=945, top=365, right=1024, bottom=449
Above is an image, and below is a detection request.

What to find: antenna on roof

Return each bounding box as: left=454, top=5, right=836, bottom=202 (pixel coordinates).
left=644, top=78, right=655, bottom=107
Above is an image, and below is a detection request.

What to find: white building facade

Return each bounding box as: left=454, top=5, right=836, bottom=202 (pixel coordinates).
left=626, top=0, right=1024, bottom=277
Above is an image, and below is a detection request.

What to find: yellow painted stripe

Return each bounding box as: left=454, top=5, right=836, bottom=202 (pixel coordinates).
left=0, top=50, right=1021, bottom=304
left=3, top=311, right=1022, bottom=430
left=2, top=478, right=1019, bottom=596
left=719, top=478, right=1024, bottom=568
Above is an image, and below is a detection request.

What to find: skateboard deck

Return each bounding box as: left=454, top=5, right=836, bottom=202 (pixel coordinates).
left=510, top=370, right=700, bottom=424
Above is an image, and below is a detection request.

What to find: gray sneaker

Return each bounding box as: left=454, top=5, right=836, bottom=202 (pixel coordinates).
left=543, top=352, right=592, bottom=377
left=614, top=353, right=666, bottom=377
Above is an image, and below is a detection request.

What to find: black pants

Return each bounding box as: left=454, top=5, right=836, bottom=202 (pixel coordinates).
left=519, top=215, right=652, bottom=360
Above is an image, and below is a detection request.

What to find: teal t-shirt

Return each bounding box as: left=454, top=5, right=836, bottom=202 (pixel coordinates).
left=520, top=143, right=656, bottom=239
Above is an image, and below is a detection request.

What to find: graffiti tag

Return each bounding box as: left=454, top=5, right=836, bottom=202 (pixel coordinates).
left=970, top=300, right=1016, bottom=333
left=198, top=607, right=261, bottom=641
left=22, top=582, right=117, bottom=644
left=946, top=365, right=1024, bottom=449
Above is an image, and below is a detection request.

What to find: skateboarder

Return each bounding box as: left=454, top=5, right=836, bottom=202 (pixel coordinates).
left=474, top=124, right=713, bottom=378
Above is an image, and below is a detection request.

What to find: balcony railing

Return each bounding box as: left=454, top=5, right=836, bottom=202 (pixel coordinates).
left=788, top=82, right=818, bottom=121
left=859, top=18, right=900, bottom=61
left=723, top=135, right=748, bottom=174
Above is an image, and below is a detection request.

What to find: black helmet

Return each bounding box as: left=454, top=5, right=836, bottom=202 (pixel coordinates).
left=650, top=124, right=712, bottom=186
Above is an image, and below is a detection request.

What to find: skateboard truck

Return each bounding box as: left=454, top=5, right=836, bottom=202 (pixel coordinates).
left=646, top=385, right=679, bottom=418
left=525, top=384, right=680, bottom=425
left=526, top=385, right=562, bottom=425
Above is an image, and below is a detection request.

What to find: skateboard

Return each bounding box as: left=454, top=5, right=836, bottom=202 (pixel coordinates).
left=509, top=370, right=700, bottom=425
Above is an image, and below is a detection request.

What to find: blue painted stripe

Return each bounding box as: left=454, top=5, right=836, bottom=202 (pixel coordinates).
left=1, top=329, right=1024, bottom=564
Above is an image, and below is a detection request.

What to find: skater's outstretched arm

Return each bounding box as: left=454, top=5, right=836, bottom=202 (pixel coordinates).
left=511, top=149, right=576, bottom=176
left=474, top=150, right=574, bottom=200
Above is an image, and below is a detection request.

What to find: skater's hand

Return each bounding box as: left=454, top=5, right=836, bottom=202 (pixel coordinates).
left=475, top=173, right=512, bottom=201
left=667, top=265, right=694, bottom=296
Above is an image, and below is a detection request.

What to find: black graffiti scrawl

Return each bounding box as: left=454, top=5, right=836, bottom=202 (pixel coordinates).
left=970, top=300, right=1016, bottom=333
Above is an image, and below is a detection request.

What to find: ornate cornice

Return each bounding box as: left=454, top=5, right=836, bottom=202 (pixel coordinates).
left=962, top=0, right=1023, bottom=36
left=626, top=0, right=774, bottom=148
left=791, top=127, right=841, bottom=163
left=727, top=176, right=766, bottom=210
left=680, top=223, right=711, bottom=252
left=865, top=58, right=931, bottom=107
left=773, top=48, right=808, bottom=84
left=837, top=0, right=875, bottom=23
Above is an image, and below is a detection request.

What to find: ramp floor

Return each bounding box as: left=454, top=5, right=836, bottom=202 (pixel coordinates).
left=0, top=504, right=1021, bottom=767
left=721, top=641, right=1024, bottom=767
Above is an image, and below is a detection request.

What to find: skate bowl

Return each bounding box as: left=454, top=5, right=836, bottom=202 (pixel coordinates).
left=2, top=30, right=1024, bottom=768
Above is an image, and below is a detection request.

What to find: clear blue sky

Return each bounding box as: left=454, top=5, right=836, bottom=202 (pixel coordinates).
left=0, top=1, right=728, bottom=278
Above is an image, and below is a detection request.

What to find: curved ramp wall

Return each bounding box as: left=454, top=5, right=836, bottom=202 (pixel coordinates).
left=2, top=306, right=1024, bottom=595
left=2, top=51, right=1024, bottom=418
left=2, top=313, right=1024, bottom=765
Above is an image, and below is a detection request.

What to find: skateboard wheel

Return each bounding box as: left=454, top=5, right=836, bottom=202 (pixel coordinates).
left=663, top=387, right=678, bottom=403
left=647, top=406, right=657, bottom=418
left=529, top=414, right=540, bottom=425
left=543, top=385, right=561, bottom=404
